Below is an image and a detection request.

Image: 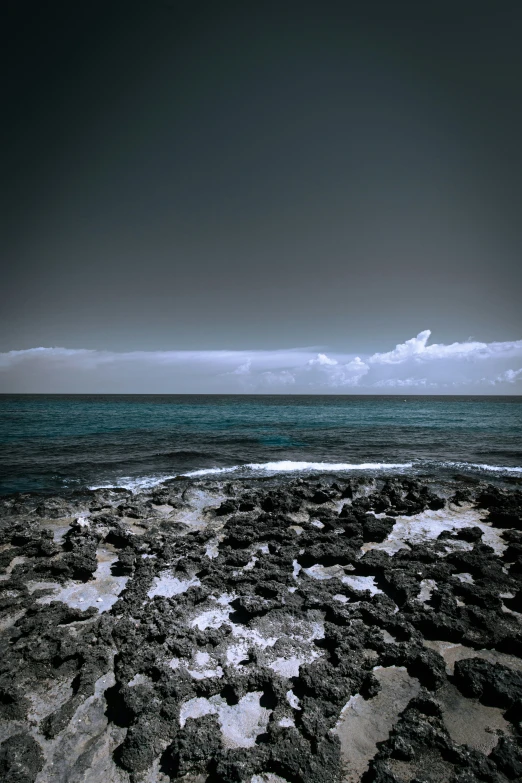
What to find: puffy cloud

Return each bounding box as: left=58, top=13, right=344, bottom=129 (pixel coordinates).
left=502, top=368, right=522, bottom=383
left=326, top=358, right=370, bottom=388
left=0, top=332, right=521, bottom=392
left=369, top=330, right=522, bottom=365
left=307, top=353, right=338, bottom=367
left=369, top=330, right=432, bottom=365
left=491, top=368, right=522, bottom=385
left=229, top=360, right=252, bottom=375
left=304, top=354, right=369, bottom=389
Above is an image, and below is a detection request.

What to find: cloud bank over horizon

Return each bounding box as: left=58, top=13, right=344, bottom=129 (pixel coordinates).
left=1, top=331, right=521, bottom=394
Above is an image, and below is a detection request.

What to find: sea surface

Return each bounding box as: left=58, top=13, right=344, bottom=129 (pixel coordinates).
left=0, top=395, right=521, bottom=495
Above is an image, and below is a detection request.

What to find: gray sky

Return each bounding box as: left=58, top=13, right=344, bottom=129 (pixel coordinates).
left=2, top=1, right=521, bottom=391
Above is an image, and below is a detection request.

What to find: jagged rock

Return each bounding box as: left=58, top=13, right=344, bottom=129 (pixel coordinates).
left=453, top=658, right=522, bottom=708
left=0, top=733, right=44, bottom=783
left=0, top=476, right=519, bottom=782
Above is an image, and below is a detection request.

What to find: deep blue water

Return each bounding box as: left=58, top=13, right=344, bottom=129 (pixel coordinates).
left=0, top=395, right=521, bottom=495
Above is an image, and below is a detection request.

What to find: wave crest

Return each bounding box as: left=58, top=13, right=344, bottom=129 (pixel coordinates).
left=443, top=461, right=522, bottom=475
left=87, top=459, right=522, bottom=494
left=183, top=460, right=413, bottom=477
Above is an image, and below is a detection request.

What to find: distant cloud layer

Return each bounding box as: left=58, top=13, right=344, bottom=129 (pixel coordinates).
left=1, top=331, right=521, bottom=393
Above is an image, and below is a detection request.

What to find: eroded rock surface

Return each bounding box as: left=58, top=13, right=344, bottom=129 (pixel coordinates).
left=0, top=475, right=521, bottom=782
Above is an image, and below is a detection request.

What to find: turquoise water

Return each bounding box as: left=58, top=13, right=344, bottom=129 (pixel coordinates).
left=0, top=395, right=521, bottom=494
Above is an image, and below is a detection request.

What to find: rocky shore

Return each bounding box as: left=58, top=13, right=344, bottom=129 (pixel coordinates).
left=1, top=473, right=522, bottom=783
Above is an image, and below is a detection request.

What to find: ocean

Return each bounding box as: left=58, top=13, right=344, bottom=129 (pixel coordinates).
left=0, top=394, right=521, bottom=496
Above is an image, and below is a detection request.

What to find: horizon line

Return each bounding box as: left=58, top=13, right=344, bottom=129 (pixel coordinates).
left=1, top=392, right=521, bottom=398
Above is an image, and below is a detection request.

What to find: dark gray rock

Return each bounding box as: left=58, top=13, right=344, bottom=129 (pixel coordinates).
left=0, top=733, right=44, bottom=783
left=453, top=658, right=522, bottom=708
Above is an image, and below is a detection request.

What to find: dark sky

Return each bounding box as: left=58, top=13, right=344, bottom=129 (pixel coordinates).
left=2, top=0, right=522, bottom=355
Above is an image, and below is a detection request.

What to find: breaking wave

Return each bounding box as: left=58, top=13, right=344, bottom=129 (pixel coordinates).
left=87, top=459, right=522, bottom=494
left=441, top=461, right=522, bottom=475
left=88, top=474, right=178, bottom=492
left=183, top=460, right=413, bottom=477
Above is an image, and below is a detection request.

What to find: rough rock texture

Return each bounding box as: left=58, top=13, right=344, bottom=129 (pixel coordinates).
left=0, top=476, right=521, bottom=782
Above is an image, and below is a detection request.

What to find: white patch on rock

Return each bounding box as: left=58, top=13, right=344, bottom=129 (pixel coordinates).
left=341, top=575, right=383, bottom=596
left=417, top=579, right=437, bottom=605
left=205, top=539, right=220, bottom=558
left=362, top=505, right=506, bottom=557
left=286, top=689, right=301, bottom=710
left=187, top=651, right=224, bottom=680
left=240, top=555, right=259, bottom=572
left=292, top=560, right=301, bottom=579
left=298, top=566, right=383, bottom=597
left=127, top=673, right=153, bottom=688
left=190, top=600, right=325, bottom=680
left=455, top=572, right=474, bottom=584
left=268, top=651, right=321, bottom=678
left=302, top=563, right=345, bottom=581
left=34, top=553, right=128, bottom=613
left=148, top=572, right=201, bottom=599
left=190, top=593, right=236, bottom=630
left=179, top=692, right=271, bottom=748
left=174, top=487, right=228, bottom=529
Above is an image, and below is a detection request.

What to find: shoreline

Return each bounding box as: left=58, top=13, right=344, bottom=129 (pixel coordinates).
left=85, top=465, right=522, bottom=501
left=1, top=474, right=522, bottom=782
left=2, top=458, right=522, bottom=499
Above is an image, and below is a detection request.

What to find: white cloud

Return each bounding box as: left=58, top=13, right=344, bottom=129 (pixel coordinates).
left=503, top=368, right=522, bottom=383
left=304, top=354, right=369, bottom=389
left=259, top=370, right=296, bottom=387
left=491, top=368, right=522, bottom=385
left=326, top=358, right=370, bottom=388
left=369, top=330, right=432, bottom=365
left=307, top=353, right=338, bottom=366
left=229, top=360, right=252, bottom=375
left=369, top=330, right=522, bottom=365
left=1, top=332, right=521, bottom=393
left=373, top=377, right=433, bottom=388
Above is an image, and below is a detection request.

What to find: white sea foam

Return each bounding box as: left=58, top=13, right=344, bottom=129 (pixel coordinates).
left=183, top=460, right=413, bottom=478
left=88, top=474, right=177, bottom=492
left=182, top=466, right=240, bottom=478
left=87, top=458, right=522, bottom=495
left=441, top=461, right=522, bottom=475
